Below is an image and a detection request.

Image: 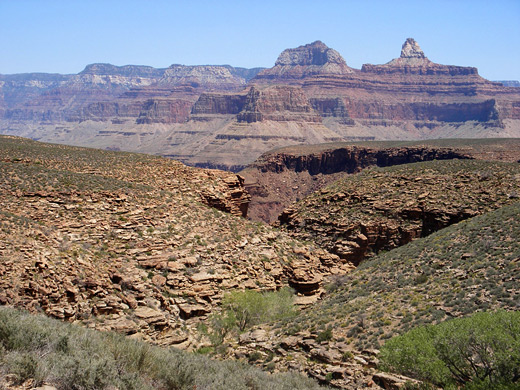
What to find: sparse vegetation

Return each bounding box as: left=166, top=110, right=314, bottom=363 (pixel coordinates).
left=280, top=159, right=520, bottom=263
left=0, top=307, right=326, bottom=390
left=278, top=200, right=520, bottom=349
left=2, top=135, right=520, bottom=388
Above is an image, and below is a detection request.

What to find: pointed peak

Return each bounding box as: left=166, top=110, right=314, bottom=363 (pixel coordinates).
left=400, top=38, right=426, bottom=59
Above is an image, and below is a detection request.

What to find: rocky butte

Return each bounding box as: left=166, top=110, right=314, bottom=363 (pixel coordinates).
left=1, top=38, right=519, bottom=171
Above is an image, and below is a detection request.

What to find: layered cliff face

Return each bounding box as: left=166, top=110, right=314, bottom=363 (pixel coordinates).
left=0, top=63, right=262, bottom=124
left=236, top=86, right=322, bottom=123
left=183, top=39, right=520, bottom=164
left=80, top=63, right=166, bottom=77
left=1, top=39, right=520, bottom=172
left=158, top=65, right=246, bottom=90
left=277, top=159, right=520, bottom=265
left=191, top=92, right=248, bottom=117
left=250, top=38, right=519, bottom=128
left=240, top=142, right=473, bottom=222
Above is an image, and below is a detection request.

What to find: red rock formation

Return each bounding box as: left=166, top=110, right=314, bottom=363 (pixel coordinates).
left=136, top=99, right=194, bottom=124
left=1, top=39, right=520, bottom=171
left=191, top=92, right=247, bottom=116
left=251, top=39, right=520, bottom=125
left=199, top=173, right=251, bottom=217
left=253, top=145, right=472, bottom=174
left=236, top=86, right=322, bottom=123
left=158, top=65, right=247, bottom=90
left=361, top=38, right=480, bottom=76
left=0, top=64, right=260, bottom=125
left=276, top=159, right=520, bottom=265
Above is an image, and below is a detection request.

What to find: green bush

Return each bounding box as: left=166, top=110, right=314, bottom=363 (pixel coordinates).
left=223, top=288, right=296, bottom=331
left=316, top=328, right=333, bottom=343
left=207, top=288, right=297, bottom=344
left=379, top=310, right=520, bottom=389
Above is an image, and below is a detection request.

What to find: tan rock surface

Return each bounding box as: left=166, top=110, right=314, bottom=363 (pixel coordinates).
left=0, top=136, right=344, bottom=347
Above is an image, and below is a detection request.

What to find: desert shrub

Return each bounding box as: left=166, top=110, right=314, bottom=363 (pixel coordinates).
left=0, top=307, right=326, bottom=390
left=208, top=310, right=238, bottom=346
left=248, top=351, right=263, bottom=363
left=316, top=328, right=333, bottom=343
left=379, top=310, right=520, bottom=389
left=210, top=288, right=297, bottom=337
left=5, top=352, right=39, bottom=383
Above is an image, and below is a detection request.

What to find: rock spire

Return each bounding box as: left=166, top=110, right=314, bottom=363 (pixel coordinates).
left=400, top=38, right=426, bottom=59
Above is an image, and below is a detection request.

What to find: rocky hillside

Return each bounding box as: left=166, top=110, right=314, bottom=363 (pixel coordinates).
left=2, top=136, right=520, bottom=390
left=277, top=159, right=520, bottom=265
left=231, top=200, right=520, bottom=389
left=2, top=39, right=520, bottom=171
left=0, top=135, right=350, bottom=350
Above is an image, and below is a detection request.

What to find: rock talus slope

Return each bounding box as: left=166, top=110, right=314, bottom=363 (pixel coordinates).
left=232, top=200, right=520, bottom=390
left=0, top=136, right=350, bottom=349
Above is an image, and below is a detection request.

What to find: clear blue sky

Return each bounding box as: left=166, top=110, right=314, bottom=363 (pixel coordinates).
left=1, top=0, right=519, bottom=80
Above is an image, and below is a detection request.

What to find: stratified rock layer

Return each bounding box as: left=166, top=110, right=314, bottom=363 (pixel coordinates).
left=0, top=135, right=353, bottom=349
left=277, top=159, right=520, bottom=265
left=241, top=143, right=473, bottom=222
left=254, top=41, right=354, bottom=81
left=2, top=39, right=520, bottom=171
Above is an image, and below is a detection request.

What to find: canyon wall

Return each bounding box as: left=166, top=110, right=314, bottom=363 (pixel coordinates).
left=241, top=143, right=473, bottom=223
left=1, top=39, right=520, bottom=171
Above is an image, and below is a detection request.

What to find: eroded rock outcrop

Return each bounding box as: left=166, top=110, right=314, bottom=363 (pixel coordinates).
left=362, top=38, right=480, bottom=76
left=136, top=98, right=194, bottom=124
left=199, top=173, right=251, bottom=217
left=277, top=159, right=520, bottom=265
left=237, top=86, right=322, bottom=123
left=191, top=92, right=248, bottom=117
left=0, top=136, right=350, bottom=349
left=253, top=145, right=471, bottom=174
left=254, top=41, right=354, bottom=81
left=241, top=144, right=473, bottom=222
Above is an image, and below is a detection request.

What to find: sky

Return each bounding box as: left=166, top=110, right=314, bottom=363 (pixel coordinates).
left=0, top=0, right=519, bottom=80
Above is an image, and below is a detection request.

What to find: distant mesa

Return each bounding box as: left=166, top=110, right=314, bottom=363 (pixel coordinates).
left=80, top=63, right=166, bottom=77
left=274, top=40, right=346, bottom=66
left=1, top=37, right=520, bottom=172
left=496, top=80, right=520, bottom=87
left=159, top=65, right=246, bottom=89
left=254, top=41, right=354, bottom=81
